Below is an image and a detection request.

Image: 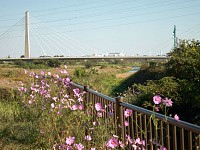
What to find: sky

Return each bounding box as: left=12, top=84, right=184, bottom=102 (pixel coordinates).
left=0, top=0, right=200, bottom=58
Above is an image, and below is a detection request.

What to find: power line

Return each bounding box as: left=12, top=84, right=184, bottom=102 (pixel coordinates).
left=32, top=0, right=184, bottom=21
left=59, top=11, right=200, bottom=33
left=0, top=0, right=106, bottom=17
left=0, top=0, right=196, bottom=29
left=149, top=23, right=200, bottom=55
left=2, top=11, right=200, bottom=38
left=31, top=0, right=108, bottom=13
left=33, top=0, right=137, bottom=17
left=40, top=4, right=200, bottom=28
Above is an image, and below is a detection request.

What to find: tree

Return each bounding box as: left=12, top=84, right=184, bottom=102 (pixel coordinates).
left=166, top=39, right=200, bottom=83
left=126, top=39, right=200, bottom=125
left=165, top=39, right=200, bottom=124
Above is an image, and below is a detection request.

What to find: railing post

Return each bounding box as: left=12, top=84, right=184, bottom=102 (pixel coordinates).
left=83, top=85, right=89, bottom=108
left=83, top=85, right=89, bottom=149
left=116, top=96, right=124, bottom=141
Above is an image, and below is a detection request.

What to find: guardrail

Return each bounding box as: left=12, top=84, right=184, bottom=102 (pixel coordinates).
left=70, top=82, right=200, bottom=150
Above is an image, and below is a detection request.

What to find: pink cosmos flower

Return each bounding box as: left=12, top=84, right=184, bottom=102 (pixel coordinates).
left=40, top=71, right=45, bottom=75
left=174, top=114, right=179, bottom=120
left=91, top=148, right=95, bottom=150
left=85, top=135, right=92, bottom=141
left=79, top=104, right=84, bottom=110
left=71, top=105, right=78, bottom=110
left=162, top=98, right=173, bottom=107
left=65, top=146, right=72, bottom=150
left=106, top=138, right=119, bottom=149
left=155, top=106, right=159, bottom=112
left=31, top=87, right=37, bottom=91
left=93, top=122, right=96, bottom=126
left=51, top=103, right=55, bottom=108
left=73, top=88, right=80, bottom=96
left=78, top=97, right=83, bottom=102
left=29, top=72, right=35, bottom=77
left=74, top=143, right=84, bottom=150
left=158, top=146, right=167, bottom=150
left=66, top=77, right=70, bottom=82
left=153, top=95, right=162, bottom=104
left=66, top=136, right=75, bottom=145
left=124, top=121, right=129, bottom=126
left=52, top=97, right=57, bottom=102
left=24, top=69, right=27, bottom=74
left=28, top=100, right=33, bottom=104
left=126, top=135, right=134, bottom=144
left=61, top=69, right=68, bottom=74
left=95, top=103, right=102, bottom=111
left=47, top=72, right=51, bottom=76
left=97, top=112, right=102, bottom=118
left=135, top=138, right=145, bottom=146
left=53, top=74, right=59, bottom=78
left=124, top=109, right=132, bottom=118
left=119, top=140, right=124, bottom=148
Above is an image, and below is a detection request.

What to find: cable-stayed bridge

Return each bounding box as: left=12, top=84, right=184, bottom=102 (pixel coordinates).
left=0, top=11, right=99, bottom=59
left=0, top=10, right=198, bottom=60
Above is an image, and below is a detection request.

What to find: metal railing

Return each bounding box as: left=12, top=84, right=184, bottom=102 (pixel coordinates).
left=70, top=82, right=200, bottom=150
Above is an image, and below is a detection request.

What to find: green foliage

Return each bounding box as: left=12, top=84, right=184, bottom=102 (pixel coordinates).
left=73, top=68, right=87, bottom=77
left=0, top=100, right=38, bottom=149
left=131, top=77, right=180, bottom=105
left=166, top=39, right=200, bottom=82
left=89, top=68, right=98, bottom=74
left=165, top=40, right=200, bottom=124
left=84, top=61, right=93, bottom=69
left=13, top=60, right=48, bottom=69
left=14, top=60, right=26, bottom=67
left=100, top=65, right=107, bottom=69
left=47, top=59, right=61, bottom=67
left=112, top=64, right=166, bottom=96
left=123, top=39, right=200, bottom=125
left=13, top=59, right=62, bottom=69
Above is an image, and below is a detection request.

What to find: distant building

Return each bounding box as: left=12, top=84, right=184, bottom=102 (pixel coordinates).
left=91, top=53, right=105, bottom=57
left=107, top=52, right=125, bottom=57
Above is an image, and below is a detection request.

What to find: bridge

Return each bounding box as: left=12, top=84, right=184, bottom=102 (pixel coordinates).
left=0, top=55, right=168, bottom=62
left=0, top=11, right=168, bottom=59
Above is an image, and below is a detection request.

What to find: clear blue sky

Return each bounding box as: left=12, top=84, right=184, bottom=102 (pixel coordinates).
left=0, top=0, right=200, bottom=58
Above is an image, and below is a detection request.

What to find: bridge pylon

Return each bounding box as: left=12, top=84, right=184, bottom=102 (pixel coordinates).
left=24, top=11, right=30, bottom=58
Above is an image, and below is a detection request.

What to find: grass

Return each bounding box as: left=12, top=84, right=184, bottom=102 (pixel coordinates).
left=0, top=100, right=38, bottom=149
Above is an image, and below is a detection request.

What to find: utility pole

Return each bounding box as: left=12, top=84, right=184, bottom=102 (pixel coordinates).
left=173, top=25, right=177, bottom=49
left=24, top=11, right=30, bottom=58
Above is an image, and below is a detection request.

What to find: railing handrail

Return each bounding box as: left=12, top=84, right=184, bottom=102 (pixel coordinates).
left=70, top=82, right=116, bottom=102
left=70, top=82, right=200, bottom=134
left=121, top=102, right=200, bottom=133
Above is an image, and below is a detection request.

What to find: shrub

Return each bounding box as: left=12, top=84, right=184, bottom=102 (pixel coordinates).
left=14, top=60, right=26, bottom=67
left=74, top=68, right=87, bottom=77
left=47, top=59, right=61, bottom=67
left=84, top=61, right=93, bottom=69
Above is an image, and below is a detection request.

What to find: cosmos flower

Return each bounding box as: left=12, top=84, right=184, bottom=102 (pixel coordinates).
left=106, top=138, right=119, bottom=149
left=66, top=136, right=75, bottom=145
left=95, top=103, right=102, bottom=111
left=162, top=97, right=173, bottom=107
left=153, top=95, right=162, bottom=104
left=124, top=109, right=132, bottom=118
left=174, top=114, right=179, bottom=120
